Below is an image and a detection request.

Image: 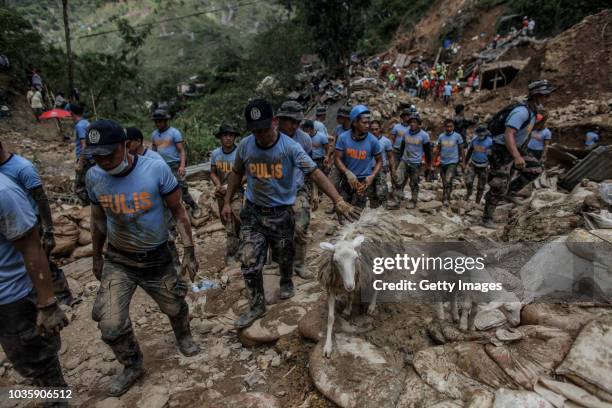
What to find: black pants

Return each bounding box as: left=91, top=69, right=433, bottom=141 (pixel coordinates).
left=0, top=291, right=66, bottom=386
left=527, top=148, right=544, bottom=161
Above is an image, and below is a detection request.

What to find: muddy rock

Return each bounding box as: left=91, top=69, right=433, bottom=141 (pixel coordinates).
left=137, top=385, right=169, bottom=408
left=239, top=303, right=307, bottom=346
left=209, top=392, right=280, bottom=408
left=95, top=398, right=126, bottom=408
left=396, top=367, right=445, bottom=408
left=309, top=334, right=405, bottom=408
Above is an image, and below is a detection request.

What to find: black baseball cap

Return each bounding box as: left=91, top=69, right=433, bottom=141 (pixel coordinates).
left=245, top=98, right=274, bottom=131
left=301, top=119, right=315, bottom=129
left=126, top=127, right=143, bottom=141
left=84, top=119, right=127, bottom=156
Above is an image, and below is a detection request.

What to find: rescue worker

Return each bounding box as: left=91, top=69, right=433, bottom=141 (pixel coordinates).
left=391, top=108, right=412, bottom=167
left=370, top=120, right=397, bottom=209
left=126, top=127, right=165, bottom=162
left=302, top=119, right=329, bottom=171
left=325, top=106, right=352, bottom=216
left=86, top=120, right=200, bottom=396
left=335, top=105, right=383, bottom=208
left=314, top=106, right=329, bottom=139
left=464, top=124, right=493, bottom=203
left=0, top=173, right=69, bottom=395
left=526, top=114, right=551, bottom=161
left=222, top=99, right=359, bottom=329
left=71, top=103, right=93, bottom=206
left=0, top=142, right=73, bottom=305
left=275, top=101, right=313, bottom=279
left=150, top=109, right=201, bottom=218
left=210, top=123, right=243, bottom=265
left=394, top=114, right=432, bottom=208
left=435, top=120, right=464, bottom=205
left=482, top=80, right=555, bottom=228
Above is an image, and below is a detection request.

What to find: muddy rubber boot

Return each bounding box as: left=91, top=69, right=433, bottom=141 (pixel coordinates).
left=293, top=245, right=312, bottom=279
left=107, top=333, right=144, bottom=397
left=475, top=189, right=483, bottom=204
left=235, top=275, right=266, bottom=329
left=406, top=200, right=417, bottom=209
left=170, top=309, right=200, bottom=357
left=279, top=265, right=295, bottom=299
left=481, top=203, right=497, bottom=229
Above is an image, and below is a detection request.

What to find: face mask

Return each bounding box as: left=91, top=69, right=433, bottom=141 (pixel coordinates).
left=106, top=143, right=129, bottom=175
left=535, top=102, right=545, bottom=112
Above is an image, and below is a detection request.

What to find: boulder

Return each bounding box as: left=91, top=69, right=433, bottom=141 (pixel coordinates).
left=95, top=398, right=126, bottom=408
left=209, top=392, right=280, bottom=408
left=309, top=334, right=405, bottom=408
left=137, top=385, right=168, bottom=408
left=239, top=303, right=307, bottom=346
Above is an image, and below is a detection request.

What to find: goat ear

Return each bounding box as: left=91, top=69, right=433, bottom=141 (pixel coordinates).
left=320, top=242, right=335, bottom=251
left=352, top=235, right=365, bottom=247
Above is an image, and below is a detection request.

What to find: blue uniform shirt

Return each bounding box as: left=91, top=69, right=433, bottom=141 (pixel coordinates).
left=398, top=129, right=430, bottom=165
left=334, top=124, right=350, bottom=143
left=376, top=136, right=393, bottom=168
left=210, top=146, right=238, bottom=184
left=86, top=156, right=179, bottom=252
left=311, top=131, right=329, bottom=160
left=391, top=123, right=410, bottom=150
left=236, top=132, right=317, bottom=207
left=585, top=131, right=600, bottom=146
left=437, top=131, right=464, bottom=165
left=0, top=173, right=37, bottom=305
left=314, top=120, right=328, bottom=137
left=142, top=148, right=166, bottom=163
left=290, top=129, right=313, bottom=190
left=152, top=126, right=183, bottom=165
left=444, top=84, right=453, bottom=96
left=74, top=118, right=91, bottom=162
left=527, top=128, right=552, bottom=151
left=470, top=136, right=493, bottom=165
left=0, top=154, right=43, bottom=214
left=336, top=130, right=382, bottom=178
left=493, top=105, right=535, bottom=147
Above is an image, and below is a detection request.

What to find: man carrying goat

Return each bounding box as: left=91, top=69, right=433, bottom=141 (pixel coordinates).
left=222, top=99, right=360, bottom=329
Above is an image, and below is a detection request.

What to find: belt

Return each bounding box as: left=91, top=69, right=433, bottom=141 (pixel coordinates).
left=108, top=242, right=169, bottom=261
left=246, top=200, right=291, bottom=215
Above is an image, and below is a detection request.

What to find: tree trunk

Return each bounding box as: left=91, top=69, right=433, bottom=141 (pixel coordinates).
left=62, top=0, right=75, bottom=95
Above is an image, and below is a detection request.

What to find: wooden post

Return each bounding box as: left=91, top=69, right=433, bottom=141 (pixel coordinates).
left=62, top=0, right=75, bottom=95
left=90, top=90, right=98, bottom=119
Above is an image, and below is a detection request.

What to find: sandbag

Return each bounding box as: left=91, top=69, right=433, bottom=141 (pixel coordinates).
left=537, top=377, right=612, bottom=408
left=72, top=244, right=93, bottom=259
left=485, top=325, right=573, bottom=390
left=520, top=304, right=595, bottom=337
left=78, top=228, right=92, bottom=246
left=493, top=389, right=554, bottom=408
left=556, top=318, right=612, bottom=399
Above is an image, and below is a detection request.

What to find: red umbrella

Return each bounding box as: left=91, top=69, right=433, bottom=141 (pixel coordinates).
left=38, top=109, right=72, bottom=120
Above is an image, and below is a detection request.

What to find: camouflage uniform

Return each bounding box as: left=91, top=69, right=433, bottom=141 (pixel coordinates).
left=216, top=192, right=243, bottom=261
left=394, top=161, right=421, bottom=202
left=169, top=163, right=198, bottom=209
left=484, top=145, right=542, bottom=220
left=0, top=291, right=67, bottom=388
left=372, top=167, right=389, bottom=208
left=465, top=163, right=488, bottom=202
left=292, top=188, right=311, bottom=268
left=440, top=164, right=457, bottom=202
left=339, top=176, right=377, bottom=209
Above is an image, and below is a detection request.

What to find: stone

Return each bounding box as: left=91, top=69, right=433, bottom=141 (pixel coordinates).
left=309, top=334, right=405, bottom=408
left=211, top=392, right=280, bottom=408
left=95, top=397, right=126, bottom=408
left=240, top=303, right=307, bottom=346
left=418, top=200, right=443, bottom=212
left=396, top=367, right=445, bottom=408
left=137, top=385, right=169, bottom=408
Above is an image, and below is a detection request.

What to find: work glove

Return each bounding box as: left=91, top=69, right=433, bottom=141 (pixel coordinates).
left=335, top=199, right=361, bottom=223
left=92, top=255, right=104, bottom=281
left=181, top=246, right=199, bottom=282
left=36, top=301, right=69, bottom=336
left=42, top=229, right=56, bottom=255
left=344, top=170, right=358, bottom=189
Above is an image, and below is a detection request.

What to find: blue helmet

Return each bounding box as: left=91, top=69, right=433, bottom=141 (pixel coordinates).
left=349, top=105, right=370, bottom=124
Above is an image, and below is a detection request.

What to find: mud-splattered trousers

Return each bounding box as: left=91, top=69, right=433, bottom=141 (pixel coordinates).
left=394, top=161, right=421, bottom=202
left=292, top=188, right=311, bottom=267
left=339, top=175, right=377, bottom=209
left=239, top=201, right=295, bottom=307
left=440, top=163, right=457, bottom=202
left=37, top=221, right=73, bottom=306
left=169, top=163, right=198, bottom=209
left=92, top=244, right=189, bottom=367
left=484, top=144, right=542, bottom=220
left=216, top=192, right=243, bottom=261
left=372, top=166, right=389, bottom=208
left=465, top=162, right=488, bottom=202
left=74, top=160, right=95, bottom=206
left=0, top=291, right=67, bottom=387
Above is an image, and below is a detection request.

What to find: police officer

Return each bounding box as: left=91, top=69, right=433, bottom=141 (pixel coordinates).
left=126, top=127, right=165, bottom=162
left=325, top=106, right=352, bottom=214
left=369, top=119, right=397, bottom=209
left=210, top=123, right=243, bottom=265
left=0, top=173, right=69, bottom=393
left=276, top=101, right=313, bottom=279
left=391, top=108, right=412, bottom=167
left=435, top=119, right=464, bottom=205
left=86, top=120, right=200, bottom=396
left=393, top=114, right=432, bottom=208
left=464, top=124, right=493, bottom=203
left=482, top=80, right=555, bottom=228
left=151, top=109, right=201, bottom=218
left=222, top=99, right=359, bottom=329
left=314, top=106, right=329, bottom=139
left=335, top=105, right=383, bottom=208
left=71, top=103, right=93, bottom=205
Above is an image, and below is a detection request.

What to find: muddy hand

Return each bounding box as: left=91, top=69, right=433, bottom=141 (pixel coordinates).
left=513, top=155, right=526, bottom=170
left=36, top=303, right=69, bottom=336
left=221, top=202, right=232, bottom=223
left=181, top=246, right=199, bottom=282
left=335, top=199, right=360, bottom=222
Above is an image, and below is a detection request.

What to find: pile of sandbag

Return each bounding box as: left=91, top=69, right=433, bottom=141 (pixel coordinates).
left=51, top=206, right=92, bottom=260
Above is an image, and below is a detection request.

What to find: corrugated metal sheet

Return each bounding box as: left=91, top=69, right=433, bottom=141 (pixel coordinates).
left=186, top=162, right=211, bottom=181
left=560, top=146, right=612, bottom=190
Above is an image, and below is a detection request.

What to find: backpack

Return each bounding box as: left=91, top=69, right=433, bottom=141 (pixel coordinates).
left=487, top=102, right=530, bottom=136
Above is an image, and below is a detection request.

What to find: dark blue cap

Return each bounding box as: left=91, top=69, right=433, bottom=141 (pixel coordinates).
left=245, top=98, right=274, bottom=131
left=84, top=119, right=126, bottom=156
left=126, top=127, right=144, bottom=141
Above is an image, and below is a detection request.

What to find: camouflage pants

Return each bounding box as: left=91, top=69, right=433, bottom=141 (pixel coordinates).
left=239, top=201, right=295, bottom=279
left=395, top=161, right=421, bottom=202
left=372, top=168, right=389, bottom=208
left=293, top=188, right=311, bottom=265
left=74, top=160, right=95, bottom=206
left=169, top=163, right=197, bottom=208
left=440, top=163, right=457, bottom=201
left=216, top=193, right=243, bottom=260
left=339, top=176, right=377, bottom=209
left=0, top=291, right=66, bottom=387
left=92, top=244, right=188, bottom=365
left=38, top=222, right=73, bottom=305
left=465, top=163, right=488, bottom=199
left=484, top=145, right=542, bottom=218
